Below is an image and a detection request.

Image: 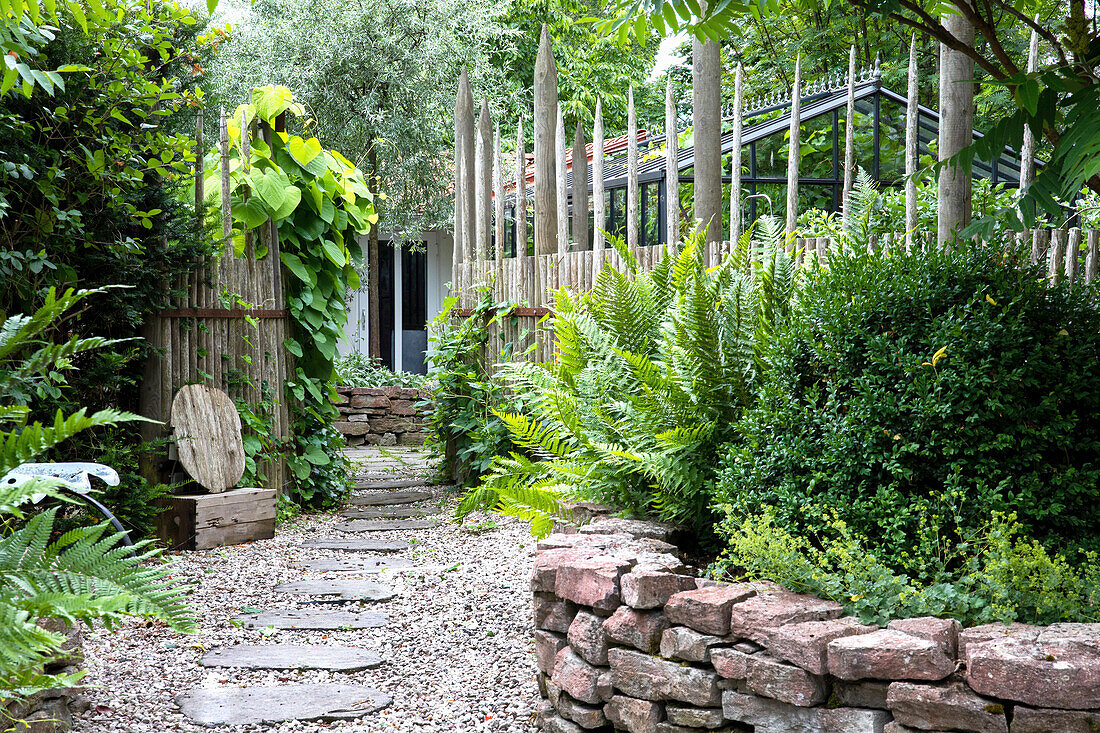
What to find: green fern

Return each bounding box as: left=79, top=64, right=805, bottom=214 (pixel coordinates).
left=458, top=220, right=799, bottom=539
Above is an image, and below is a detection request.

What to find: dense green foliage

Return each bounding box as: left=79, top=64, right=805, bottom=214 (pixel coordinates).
left=713, top=240, right=1100, bottom=622
left=1, top=0, right=216, bottom=536
left=211, top=85, right=375, bottom=507
left=459, top=225, right=797, bottom=539
left=0, top=289, right=192, bottom=697
left=335, top=353, right=429, bottom=389
left=426, top=291, right=525, bottom=486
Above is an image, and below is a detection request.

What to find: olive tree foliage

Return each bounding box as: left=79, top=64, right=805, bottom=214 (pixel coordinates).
left=204, top=0, right=511, bottom=237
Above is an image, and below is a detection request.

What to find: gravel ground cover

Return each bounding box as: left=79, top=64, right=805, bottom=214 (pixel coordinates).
left=72, top=467, right=541, bottom=732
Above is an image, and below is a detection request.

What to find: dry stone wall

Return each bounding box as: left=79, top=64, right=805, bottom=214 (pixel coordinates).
left=331, top=386, right=430, bottom=447
left=533, top=518, right=1100, bottom=733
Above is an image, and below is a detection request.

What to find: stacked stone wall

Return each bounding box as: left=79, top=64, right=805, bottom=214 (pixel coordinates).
left=533, top=519, right=1100, bottom=733
left=331, top=386, right=431, bottom=447
left=3, top=619, right=89, bottom=732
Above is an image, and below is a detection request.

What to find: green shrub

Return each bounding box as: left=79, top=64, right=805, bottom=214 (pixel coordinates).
left=715, top=239, right=1100, bottom=584
left=335, top=352, right=429, bottom=389
left=461, top=223, right=797, bottom=539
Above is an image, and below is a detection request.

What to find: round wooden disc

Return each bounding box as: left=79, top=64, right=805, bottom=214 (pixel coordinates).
left=170, top=384, right=245, bottom=493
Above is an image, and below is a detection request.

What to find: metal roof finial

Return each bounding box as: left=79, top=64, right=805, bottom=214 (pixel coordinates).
left=873, top=51, right=882, bottom=79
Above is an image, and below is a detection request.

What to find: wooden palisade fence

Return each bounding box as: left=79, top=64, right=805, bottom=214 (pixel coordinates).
left=451, top=28, right=1099, bottom=365
left=140, top=108, right=290, bottom=494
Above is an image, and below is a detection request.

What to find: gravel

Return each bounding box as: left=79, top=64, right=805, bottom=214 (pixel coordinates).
left=72, top=482, right=542, bottom=733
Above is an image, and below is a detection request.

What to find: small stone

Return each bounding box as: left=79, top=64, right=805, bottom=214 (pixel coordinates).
left=534, top=629, right=568, bottom=675
left=746, top=653, right=827, bottom=706
left=533, top=549, right=589, bottom=593
left=555, top=692, right=608, bottom=729
left=604, top=607, right=669, bottom=654
left=538, top=709, right=584, bottom=733
left=622, top=569, right=698, bottom=610
left=604, top=695, right=663, bottom=733
left=597, top=670, right=616, bottom=702
left=888, top=617, right=960, bottom=658
left=174, top=684, right=390, bottom=725
left=664, top=585, right=757, bottom=636
left=607, top=648, right=721, bottom=706
left=664, top=705, right=724, bottom=728
left=733, top=640, right=764, bottom=654
left=831, top=680, right=891, bottom=709
left=823, top=707, right=891, bottom=733
left=1010, top=707, right=1100, bottom=732
left=710, top=648, right=755, bottom=680
left=535, top=593, right=578, bottom=633
left=728, top=590, right=844, bottom=644
left=828, top=629, right=955, bottom=681
left=721, top=690, right=825, bottom=729
left=887, top=681, right=1007, bottom=733
left=966, top=636, right=1100, bottom=709
left=568, top=611, right=610, bottom=665
left=555, top=555, right=634, bottom=611
left=766, top=617, right=876, bottom=675
left=200, top=644, right=383, bottom=672
left=580, top=518, right=678, bottom=541
left=552, top=647, right=604, bottom=705
left=659, top=626, right=725, bottom=663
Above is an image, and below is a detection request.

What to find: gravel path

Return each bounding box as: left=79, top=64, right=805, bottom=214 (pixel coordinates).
left=72, top=453, right=542, bottom=733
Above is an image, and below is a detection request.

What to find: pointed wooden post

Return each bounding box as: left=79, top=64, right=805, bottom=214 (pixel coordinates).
left=573, top=119, right=589, bottom=250
left=219, top=108, right=231, bottom=254
left=494, top=123, right=504, bottom=261
left=593, top=99, right=606, bottom=251
left=842, top=46, right=857, bottom=231
left=194, top=111, right=204, bottom=224
left=533, top=25, right=558, bottom=257
left=729, top=64, right=743, bottom=246
left=785, top=54, right=802, bottom=239
left=475, top=100, right=492, bottom=261
left=1020, top=28, right=1039, bottom=194
left=516, top=120, right=528, bottom=257
left=693, top=24, right=722, bottom=243
left=556, top=104, right=569, bottom=252
left=665, top=77, right=680, bottom=253
left=456, top=67, right=476, bottom=265
left=627, top=87, right=639, bottom=249
left=938, top=3, right=975, bottom=245
left=905, top=34, right=919, bottom=249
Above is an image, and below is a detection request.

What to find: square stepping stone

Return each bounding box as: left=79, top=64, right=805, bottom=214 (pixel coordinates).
left=298, top=558, right=418, bottom=573
left=237, top=609, right=387, bottom=630
left=301, top=538, right=409, bottom=552
left=334, top=519, right=433, bottom=532
left=201, top=644, right=384, bottom=671
left=175, top=684, right=390, bottom=725
left=274, top=579, right=395, bottom=602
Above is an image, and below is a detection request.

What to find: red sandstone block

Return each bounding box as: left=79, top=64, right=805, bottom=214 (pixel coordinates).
left=534, top=593, right=578, bottom=633
left=554, top=555, right=633, bottom=611
left=658, top=626, right=724, bottom=663
left=828, top=629, right=955, bottom=681
left=534, top=629, right=567, bottom=675
left=604, top=606, right=669, bottom=654
left=350, top=394, right=390, bottom=409
left=766, top=617, right=876, bottom=675
left=551, top=647, right=604, bottom=705
left=967, top=635, right=1100, bottom=710
left=710, top=647, right=756, bottom=680
left=888, top=617, right=960, bottom=658
left=746, top=653, right=827, bottom=707
left=664, top=585, right=757, bottom=636
left=958, top=622, right=1040, bottom=661
left=604, top=695, right=663, bottom=733
left=1011, top=706, right=1100, bottom=732
left=607, top=648, right=721, bottom=707
left=887, top=681, right=1007, bottom=733
left=622, top=569, right=697, bottom=610
left=728, top=590, right=843, bottom=644
left=567, top=610, right=609, bottom=666
left=532, top=549, right=592, bottom=593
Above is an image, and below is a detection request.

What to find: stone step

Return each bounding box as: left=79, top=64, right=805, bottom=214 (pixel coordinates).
left=301, top=538, right=410, bottom=553
left=175, top=684, right=390, bottom=726
left=201, top=644, right=384, bottom=672
left=353, top=480, right=434, bottom=493
left=274, top=579, right=396, bottom=602
left=299, top=557, right=418, bottom=573
left=350, top=489, right=433, bottom=505
left=339, top=506, right=440, bottom=520
left=237, top=609, right=388, bottom=630
left=334, top=519, right=434, bottom=533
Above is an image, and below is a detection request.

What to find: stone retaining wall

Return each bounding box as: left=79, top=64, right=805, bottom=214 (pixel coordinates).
left=331, top=386, right=431, bottom=448
left=533, top=518, right=1100, bottom=733
left=3, top=619, right=89, bottom=732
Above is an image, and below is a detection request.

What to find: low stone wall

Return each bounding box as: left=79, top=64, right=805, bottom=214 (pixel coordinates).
left=3, top=620, right=89, bottom=732
left=533, top=518, right=1100, bottom=733
left=332, top=386, right=431, bottom=447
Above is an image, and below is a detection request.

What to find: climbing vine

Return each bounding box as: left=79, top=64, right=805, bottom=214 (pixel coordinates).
left=209, top=85, right=377, bottom=506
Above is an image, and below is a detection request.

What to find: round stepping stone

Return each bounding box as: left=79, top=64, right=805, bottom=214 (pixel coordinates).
left=339, top=506, right=439, bottom=520
left=334, top=519, right=433, bottom=532
left=175, top=684, right=390, bottom=725
left=301, top=538, right=409, bottom=552
left=353, top=478, right=433, bottom=490
left=350, top=489, right=433, bottom=505
left=299, top=557, right=418, bottom=573
left=201, top=644, right=384, bottom=671
left=238, top=609, right=387, bottom=630
left=275, top=579, right=396, bottom=602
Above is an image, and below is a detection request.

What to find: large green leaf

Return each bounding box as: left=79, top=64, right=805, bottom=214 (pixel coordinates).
left=320, top=239, right=346, bottom=267
left=281, top=253, right=317, bottom=286
left=288, top=137, right=323, bottom=169
left=231, top=197, right=269, bottom=229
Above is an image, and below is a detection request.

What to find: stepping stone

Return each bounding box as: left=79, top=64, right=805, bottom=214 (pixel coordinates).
left=299, top=557, right=418, bottom=573
left=301, top=538, right=410, bottom=552
left=334, top=519, right=433, bottom=532
left=175, top=684, right=390, bottom=725
left=275, top=579, right=396, bottom=602
left=339, top=506, right=439, bottom=520
left=237, top=609, right=387, bottom=630
left=201, top=644, right=384, bottom=672
left=353, top=478, right=432, bottom=490
left=350, top=489, right=433, bottom=505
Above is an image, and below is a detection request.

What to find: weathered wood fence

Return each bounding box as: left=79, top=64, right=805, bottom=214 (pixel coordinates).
left=140, top=109, right=290, bottom=493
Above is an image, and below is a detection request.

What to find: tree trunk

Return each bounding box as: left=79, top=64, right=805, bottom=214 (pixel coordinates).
left=937, top=4, right=975, bottom=245
left=368, top=145, right=382, bottom=360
